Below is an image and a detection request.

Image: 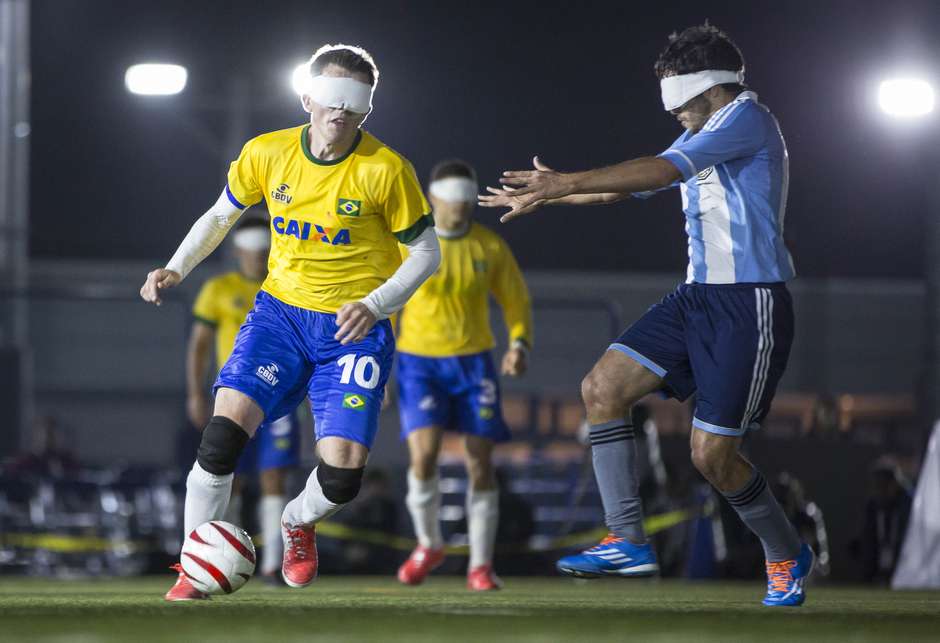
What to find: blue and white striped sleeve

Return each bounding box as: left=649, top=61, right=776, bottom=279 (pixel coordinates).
left=658, top=101, right=765, bottom=181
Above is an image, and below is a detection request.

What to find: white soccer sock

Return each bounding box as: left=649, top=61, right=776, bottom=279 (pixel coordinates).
left=259, top=494, right=286, bottom=575
left=405, top=468, right=443, bottom=550
left=223, top=493, right=243, bottom=525
left=467, top=488, right=499, bottom=569
left=183, top=461, right=233, bottom=537
left=281, top=467, right=343, bottom=527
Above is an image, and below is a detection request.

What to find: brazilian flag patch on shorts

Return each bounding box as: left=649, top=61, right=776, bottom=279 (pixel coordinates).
left=337, top=198, right=361, bottom=216
left=343, top=393, right=366, bottom=410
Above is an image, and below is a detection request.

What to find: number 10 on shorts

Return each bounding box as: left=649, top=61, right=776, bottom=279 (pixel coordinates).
left=337, top=354, right=381, bottom=389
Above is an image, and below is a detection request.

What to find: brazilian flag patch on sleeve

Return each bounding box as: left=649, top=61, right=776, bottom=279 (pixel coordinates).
left=342, top=393, right=367, bottom=410
left=337, top=198, right=361, bottom=216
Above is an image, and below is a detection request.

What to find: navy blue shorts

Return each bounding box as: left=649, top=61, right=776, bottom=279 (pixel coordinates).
left=215, top=291, right=395, bottom=450
left=612, top=283, right=793, bottom=437
left=235, top=412, right=301, bottom=475
left=396, top=351, right=511, bottom=443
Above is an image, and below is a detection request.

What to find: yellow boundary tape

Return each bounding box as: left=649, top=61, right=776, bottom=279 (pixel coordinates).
left=1, top=508, right=694, bottom=555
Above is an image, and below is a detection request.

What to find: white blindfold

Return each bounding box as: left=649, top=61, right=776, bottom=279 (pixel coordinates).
left=306, top=75, right=374, bottom=114
left=429, top=177, right=478, bottom=203
left=232, top=227, right=270, bottom=252
left=660, top=69, right=744, bottom=111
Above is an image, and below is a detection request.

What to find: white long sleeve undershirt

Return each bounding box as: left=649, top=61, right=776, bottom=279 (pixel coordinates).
left=360, top=226, right=441, bottom=320
left=166, top=189, right=439, bottom=318
left=165, top=189, right=246, bottom=280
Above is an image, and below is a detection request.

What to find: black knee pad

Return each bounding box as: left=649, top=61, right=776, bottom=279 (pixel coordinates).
left=317, top=462, right=364, bottom=504
left=197, top=416, right=250, bottom=475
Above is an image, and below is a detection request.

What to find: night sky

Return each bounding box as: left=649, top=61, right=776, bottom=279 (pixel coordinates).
left=29, top=0, right=940, bottom=278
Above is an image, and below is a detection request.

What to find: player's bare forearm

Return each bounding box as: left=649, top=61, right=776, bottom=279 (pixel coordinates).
left=547, top=192, right=629, bottom=206
left=564, top=157, right=680, bottom=196
left=489, top=155, right=679, bottom=222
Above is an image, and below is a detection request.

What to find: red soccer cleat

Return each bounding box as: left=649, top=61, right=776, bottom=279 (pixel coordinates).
left=397, top=545, right=445, bottom=585
left=164, top=563, right=209, bottom=602
left=281, top=522, right=318, bottom=588
left=467, top=564, right=503, bottom=591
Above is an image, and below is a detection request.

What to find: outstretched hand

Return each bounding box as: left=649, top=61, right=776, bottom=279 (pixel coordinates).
left=479, top=157, right=570, bottom=223
left=140, top=268, right=181, bottom=306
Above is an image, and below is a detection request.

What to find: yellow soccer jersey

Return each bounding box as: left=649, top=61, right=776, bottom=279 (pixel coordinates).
left=192, top=271, right=263, bottom=370
left=226, top=126, right=432, bottom=313
left=397, top=223, right=533, bottom=357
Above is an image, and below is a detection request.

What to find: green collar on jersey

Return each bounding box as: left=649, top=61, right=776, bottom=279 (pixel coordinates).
left=300, top=125, right=362, bottom=166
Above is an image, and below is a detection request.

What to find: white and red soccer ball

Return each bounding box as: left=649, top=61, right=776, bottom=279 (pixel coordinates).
left=180, top=521, right=256, bottom=595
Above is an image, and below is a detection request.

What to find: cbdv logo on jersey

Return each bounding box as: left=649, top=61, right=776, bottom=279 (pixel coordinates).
left=271, top=183, right=293, bottom=204
left=272, top=216, right=351, bottom=245
left=256, top=363, right=279, bottom=387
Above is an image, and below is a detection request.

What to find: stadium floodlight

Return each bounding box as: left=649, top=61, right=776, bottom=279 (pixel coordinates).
left=291, top=62, right=311, bottom=96
left=878, top=78, right=935, bottom=118
left=125, top=64, right=188, bottom=96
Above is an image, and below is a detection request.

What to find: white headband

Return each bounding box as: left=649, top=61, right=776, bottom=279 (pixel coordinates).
left=660, top=69, right=744, bottom=111
left=306, top=75, right=373, bottom=114
left=233, top=227, right=270, bottom=252
left=429, top=176, right=478, bottom=203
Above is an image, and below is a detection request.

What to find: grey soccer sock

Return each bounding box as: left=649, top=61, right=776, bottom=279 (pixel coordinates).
left=722, top=468, right=801, bottom=562
left=589, top=420, right=646, bottom=544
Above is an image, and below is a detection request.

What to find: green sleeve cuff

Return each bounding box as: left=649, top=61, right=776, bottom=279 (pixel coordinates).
left=394, top=213, right=434, bottom=244
left=192, top=315, right=218, bottom=327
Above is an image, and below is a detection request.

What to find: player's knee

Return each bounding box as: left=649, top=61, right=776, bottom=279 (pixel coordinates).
left=197, top=416, right=251, bottom=475
left=317, top=462, right=364, bottom=504
left=581, top=371, right=624, bottom=414
left=411, top=452, right=438, bottom=479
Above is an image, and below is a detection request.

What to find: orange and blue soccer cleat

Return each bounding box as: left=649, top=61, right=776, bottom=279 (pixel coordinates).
left=164, top=563, right=209, bottom=602
left=556, top=533, right=659, bottom=578
left=762, top=543, right=815, bottom=607
left=467, top=564, right=503, bottom=591
left=281, top=522, right=318, bottom=588
left=397, top=545, right=445, bottom=586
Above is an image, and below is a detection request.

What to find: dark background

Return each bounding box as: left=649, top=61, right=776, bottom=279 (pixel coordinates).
left=29, top=0, right=940, bottom=278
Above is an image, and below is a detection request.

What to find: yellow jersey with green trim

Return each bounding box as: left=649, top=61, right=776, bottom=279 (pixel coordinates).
left=226, top=125, right=431, bottom=313
left=192, top=271, right=263, bottom=370
left=396, top=222, right=533, bottom=357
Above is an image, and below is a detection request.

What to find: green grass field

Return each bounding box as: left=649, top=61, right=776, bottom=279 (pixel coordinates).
left=1, top=576, right=937, bottom=642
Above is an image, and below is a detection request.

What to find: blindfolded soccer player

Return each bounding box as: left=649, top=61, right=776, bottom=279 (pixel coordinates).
left=481, top=24, right=814, bottom=607
left=140, top=44, right=441, bottom=600
left=394, top=160, right=533, bottom=591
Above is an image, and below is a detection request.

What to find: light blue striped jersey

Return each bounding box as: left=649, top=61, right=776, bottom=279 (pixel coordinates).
left=657, top=92, right=795, bottom=284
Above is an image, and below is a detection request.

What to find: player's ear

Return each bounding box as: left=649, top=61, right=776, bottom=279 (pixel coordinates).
left=301, top=94, right=314, bottom=114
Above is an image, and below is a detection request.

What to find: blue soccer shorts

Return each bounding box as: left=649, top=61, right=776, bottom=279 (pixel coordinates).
left=612, top=282, right=794, bottom=437
left=235, top=412, right=301, bottom=475
left=396, top=351, right=511, bottom=443
left=215, top=291, right=395, bottom=450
